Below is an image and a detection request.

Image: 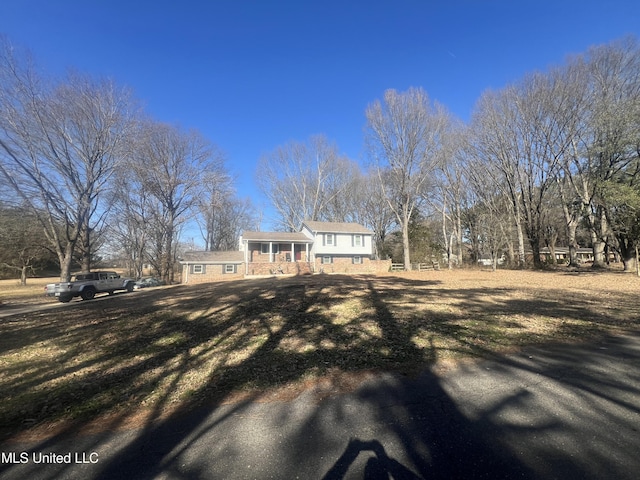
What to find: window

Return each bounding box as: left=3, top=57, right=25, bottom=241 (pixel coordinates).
left=224, top=264, right=236, bottom=274
left=353, top=256, right=362, bottom=264
left=261, top=243, right=279, bottom=254
left=325, top=234, right=334, bottom=246
left=322, top=256, right=332, bottom=264
left=193, top=265, right=204, bottom=274
left=353, top=235, right=362, bottom=247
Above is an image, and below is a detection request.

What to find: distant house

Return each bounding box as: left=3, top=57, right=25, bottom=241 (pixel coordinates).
left=180, top=221, right=389, bottom=284
left=539, top=247, right=594, bottom=264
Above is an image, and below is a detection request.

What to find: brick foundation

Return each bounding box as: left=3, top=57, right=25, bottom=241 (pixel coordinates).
left=246, top=261, right=313, bottom=276
left=315, top=257, right=391, bottom=274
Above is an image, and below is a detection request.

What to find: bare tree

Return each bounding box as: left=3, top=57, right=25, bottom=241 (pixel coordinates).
left=581, top=38, right=640, bottom=270
left=431, top=120, right=469, bottom=268
left=256, top=134, right=358, bottom=231
left=131, top=121, right=224, bottom=283
left=469, top=90, right=527, bottom=267
left=198, top=193, right=257, bottom=251
left=107, top=166, right=154, bottom=278
left=0, top=39, right=136, bottom=280
left=471, top=69, right=575, bottom=268
left=365, top=87, right=451, bottom=269
left=466, top=149, right=517, bottom=269
left=0, top=204, right=56, bottom=283
left=350, top=169, right=396, bottom=259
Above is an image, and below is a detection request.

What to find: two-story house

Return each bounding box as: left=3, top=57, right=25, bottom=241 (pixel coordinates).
left=239, top=221, right=375, bottom=274
left=181, top=221, right=386, bottom=283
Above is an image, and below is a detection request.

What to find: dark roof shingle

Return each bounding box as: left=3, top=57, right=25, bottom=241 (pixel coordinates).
left=180, top=251, right=244, bottom=263
left=302, top=221, right=372, bottom=234
left=241, top=231, right=313, bottom=242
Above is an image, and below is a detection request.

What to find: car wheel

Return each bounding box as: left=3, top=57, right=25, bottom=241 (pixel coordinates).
left=58, top=295, right=72, bottom=303
left=81, top=288, right=96, bottom=301
left=126, top=282, right=134, bottom=293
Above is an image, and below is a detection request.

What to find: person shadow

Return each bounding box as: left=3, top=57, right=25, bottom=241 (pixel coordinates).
left=323, top=438, right=423, bottom=480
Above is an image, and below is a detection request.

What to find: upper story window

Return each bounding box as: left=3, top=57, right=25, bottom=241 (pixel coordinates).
left=325, top=234, right=334, bottom=246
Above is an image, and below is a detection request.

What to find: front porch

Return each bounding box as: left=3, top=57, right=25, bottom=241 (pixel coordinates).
left=240, top=231, right=315, bottom=276
left=246, top=241, right=311, bottom=264
left=244, top=241, right=314, bottom=276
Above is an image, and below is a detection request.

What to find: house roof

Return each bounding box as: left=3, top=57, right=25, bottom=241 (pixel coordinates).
left=241, top=231, right=313, bottom=243
left=180, top=251, right=245, bottom=263
left=302, top=221, right=372, bottom=234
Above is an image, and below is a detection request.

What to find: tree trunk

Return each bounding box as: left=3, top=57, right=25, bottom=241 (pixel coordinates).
left=456, top=204, right=463, bottom=267
left=590, top=207, right=608, bottom=268
left=548, top=243, right=556, bottom=265
left=442, top=203, right=451, bottom=269
left=59, top=242, right=76, bottom=282
left=567, top=223, right=580, bottom=267
left=621, top=248, right=636, bottom=272
left=619, top=239, right=636, bottom=272
left=530, top=237, right=543, bottom=269
left=20, top=265, right=27, bottom=286
left=402, top=214, right=411, bottom=270
left=506, top=238, right=515, bottom=267
left=80, top=226, right=91, bottom=272
left=558, top=180, right=580, bottom=267
left=515, top=212, right=526, bottom=267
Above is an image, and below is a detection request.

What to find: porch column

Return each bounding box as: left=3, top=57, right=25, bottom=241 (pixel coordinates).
left=270, top=242, right=273, bottom=263
left=291, top=242, right=295, bottom=262
left=306, top=243, right=309, bottom=263
left=244, top=240, right=248, bottom=275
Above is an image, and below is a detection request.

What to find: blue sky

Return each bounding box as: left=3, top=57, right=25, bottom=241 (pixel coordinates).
left=2, top=0, right=639, bottom=229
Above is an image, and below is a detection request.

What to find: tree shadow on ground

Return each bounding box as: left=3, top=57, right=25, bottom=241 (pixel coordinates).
left=1, top=273, right=639, bottom=479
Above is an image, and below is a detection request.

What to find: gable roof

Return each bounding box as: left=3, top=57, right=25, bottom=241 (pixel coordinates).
left=302, top=221, right=372, bottom=234
left=180, top=251, right=244, bottom=264
left=241, top=231, right=313, bottom=243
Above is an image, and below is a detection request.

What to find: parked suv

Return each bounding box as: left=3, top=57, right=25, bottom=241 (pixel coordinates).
left=45, top=271, right=136, bottom=303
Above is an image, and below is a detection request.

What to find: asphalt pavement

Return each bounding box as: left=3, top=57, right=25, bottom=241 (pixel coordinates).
left=1, top=332, right=639, bottom=480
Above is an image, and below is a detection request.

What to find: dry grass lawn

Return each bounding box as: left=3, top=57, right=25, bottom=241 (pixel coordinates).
left=1, top=269, right=638, bottom=441
left=0, top=277, right=54, bottom=307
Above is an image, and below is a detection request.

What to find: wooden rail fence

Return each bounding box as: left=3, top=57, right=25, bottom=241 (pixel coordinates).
left=390, top=262, right=440, bottom=272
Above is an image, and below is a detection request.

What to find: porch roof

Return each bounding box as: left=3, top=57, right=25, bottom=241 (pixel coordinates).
left=241, top=231, right=313, bottom=243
